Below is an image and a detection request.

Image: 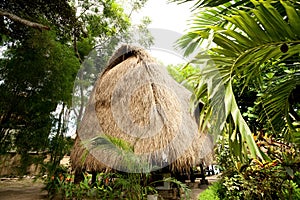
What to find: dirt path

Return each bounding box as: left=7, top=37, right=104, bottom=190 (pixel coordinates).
left=190, top=185, right=208, bottom=199
left=0, top=178, right=47, bottom=200
left=0, top=175, right=219, bottom=200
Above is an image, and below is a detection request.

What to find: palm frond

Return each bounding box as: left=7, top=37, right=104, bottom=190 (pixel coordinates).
left=176, top=5, right=227, bottom=56
left=169, top=0, right=252, bottom=10
left=179, top=1, right=300, bottom=160
left=257, top=72, right=300, bottom=137
left=90, top=134, right=134, bottom=153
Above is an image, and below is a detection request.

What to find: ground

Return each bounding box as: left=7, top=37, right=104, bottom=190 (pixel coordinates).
left=0, top=178, right=47, bottom=200
left=189, top=175, right=218, bottom=200
left=0, top=175, right=219, bottom=200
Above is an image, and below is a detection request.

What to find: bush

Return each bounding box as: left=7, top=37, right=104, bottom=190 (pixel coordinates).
left=198, top=181, right=222, bottom=200
left=44, top=171, right=117, bottom=199
left=214, top=135, right=300, bottom=200
left=44, top=170, right=190, bottom=199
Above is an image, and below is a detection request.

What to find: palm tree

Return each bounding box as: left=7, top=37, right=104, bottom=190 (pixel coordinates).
left=172, top=0, right=300, bottom=161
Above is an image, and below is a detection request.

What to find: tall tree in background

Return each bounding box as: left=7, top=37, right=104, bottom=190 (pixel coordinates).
left=0, top=30, right=79, bottom=172
left=0, top=0, right=79, bottom=162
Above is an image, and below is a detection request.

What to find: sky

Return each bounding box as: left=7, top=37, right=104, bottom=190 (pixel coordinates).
left=131, top=0, right=195, bottom=65
left=131, top=0, right=194, bottom=33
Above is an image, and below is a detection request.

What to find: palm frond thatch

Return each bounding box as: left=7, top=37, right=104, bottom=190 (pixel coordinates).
left=71, top=45, right=214, bottom=173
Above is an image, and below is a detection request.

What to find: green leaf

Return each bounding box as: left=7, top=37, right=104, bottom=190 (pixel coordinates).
left=223, top=29, right=253, bottom=48
left=213, top=34, right=243, bottom=54
left=285, top=166, right=294, bottom=178
left=179, top=0, right=300, bottom=162
left=281, top=0, right=300, bottom=34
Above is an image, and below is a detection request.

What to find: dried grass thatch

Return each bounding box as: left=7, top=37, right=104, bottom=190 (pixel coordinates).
left=70, top=45, right=213, bottom=173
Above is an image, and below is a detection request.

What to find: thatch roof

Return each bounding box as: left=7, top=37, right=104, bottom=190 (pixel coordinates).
left=70, top=45, right=214, bottom=173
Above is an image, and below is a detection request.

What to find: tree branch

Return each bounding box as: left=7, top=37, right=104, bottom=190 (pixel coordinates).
left=0, top=9, right=50, bottom=31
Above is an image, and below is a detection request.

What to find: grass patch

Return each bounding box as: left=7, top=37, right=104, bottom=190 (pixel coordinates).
left=198, top=181, right=222, bottom=200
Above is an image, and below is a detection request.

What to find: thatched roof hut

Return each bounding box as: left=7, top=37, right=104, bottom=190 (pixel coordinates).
left=70, top=45, right=213, bottom=173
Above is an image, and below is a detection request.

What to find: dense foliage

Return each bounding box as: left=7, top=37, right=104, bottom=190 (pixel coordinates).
left=44, top=164, right=190, bottom=199
left=169, top=0, right=300, bottom=199
left=175, top=0, right=300, bottom=161
left=211, top=134, right=300, bottom=200
left=0, top=0, right=77, bottom=43
left=0, top=30, right=79, bottom=174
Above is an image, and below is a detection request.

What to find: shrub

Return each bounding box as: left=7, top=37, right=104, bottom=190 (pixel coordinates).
left=198, top=181, right=222, bottom=200
left=43, top=170, right=190, bottom=199
left=214, top=135, right=300, bottom=200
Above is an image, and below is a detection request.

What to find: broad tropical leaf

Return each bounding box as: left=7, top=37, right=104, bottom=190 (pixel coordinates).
left=179, top=0, right=300, bottom=161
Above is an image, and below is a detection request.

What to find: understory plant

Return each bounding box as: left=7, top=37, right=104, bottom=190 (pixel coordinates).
left=213, top=135, right=300, bottom=200
left=198, top=181, right=222, bottom=200
left=43, top=169, right=191, bottom=199
left=44, top=171, right=118, bottom=199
